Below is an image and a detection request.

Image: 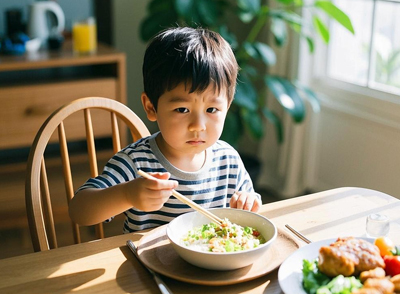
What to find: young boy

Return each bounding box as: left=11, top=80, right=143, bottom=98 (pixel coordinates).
left=69, top=27, right=261, bottom=233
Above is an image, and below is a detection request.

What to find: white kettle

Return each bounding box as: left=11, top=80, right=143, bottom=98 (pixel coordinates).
left=28, top=1, right=65, bottom=48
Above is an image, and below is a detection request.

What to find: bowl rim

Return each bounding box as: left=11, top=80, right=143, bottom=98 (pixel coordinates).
left=166, top=208, right=278, bottom=256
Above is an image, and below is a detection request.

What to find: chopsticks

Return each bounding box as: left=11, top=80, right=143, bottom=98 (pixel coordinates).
left=285, top=224, right=312, bottom=244
left=137, top=170, right=223, bottom=226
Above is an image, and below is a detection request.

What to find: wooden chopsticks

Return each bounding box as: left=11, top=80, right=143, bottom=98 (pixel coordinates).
left=137, top=170, right=223, bottom=226
left=285, top=224, right=312, bottom=244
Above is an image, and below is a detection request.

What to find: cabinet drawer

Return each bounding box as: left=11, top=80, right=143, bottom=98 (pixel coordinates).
left=0, top=78, right=117, bottom=149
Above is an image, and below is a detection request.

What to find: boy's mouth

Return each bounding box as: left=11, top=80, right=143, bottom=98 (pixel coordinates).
left=187, top=140, right=205, bottom=146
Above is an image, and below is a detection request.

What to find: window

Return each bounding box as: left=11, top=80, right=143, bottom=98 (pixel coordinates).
left=327, top=0, right=400, bottom=96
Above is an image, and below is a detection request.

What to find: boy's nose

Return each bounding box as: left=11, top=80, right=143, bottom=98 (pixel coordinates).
left=189, top=114, right=206, bottom=132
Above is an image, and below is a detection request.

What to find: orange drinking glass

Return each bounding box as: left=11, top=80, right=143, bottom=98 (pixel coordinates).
left=72, top=17, right=97, bottom=53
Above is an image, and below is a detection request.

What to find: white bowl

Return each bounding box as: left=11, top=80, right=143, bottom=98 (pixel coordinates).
left=166, top=208, right=277, bottom=271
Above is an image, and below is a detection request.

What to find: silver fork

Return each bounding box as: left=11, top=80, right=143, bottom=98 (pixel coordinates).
left=126, top=240, right=173, bottom=294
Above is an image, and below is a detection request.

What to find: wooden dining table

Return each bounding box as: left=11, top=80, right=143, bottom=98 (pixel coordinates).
left=1, top=187, right=399, bottom=294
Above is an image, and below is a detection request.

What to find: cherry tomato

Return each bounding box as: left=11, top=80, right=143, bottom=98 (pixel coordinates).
left=384, top=255, right=400, bottom=276
left=374, top=236, right=395, bottom=257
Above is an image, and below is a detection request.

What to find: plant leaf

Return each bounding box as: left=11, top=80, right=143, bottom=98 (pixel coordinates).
left=221, top=110, right=243, bottom=147
left=174, top=0, right=195, bottom=16
left=243, top=42, right=258, bottom=60
left=238, top=11, right=255, bottom=23
left=218, top=25, right=238, bottom=50
left=196, top=0, right=219, bottom=26
left=237, top=0, right=261, bottom=14
left=243, top=42, right=276, bottom=65
left=174, top=0, right=204, bottom=25
left=241, top=109, right=264, bottom=139
left=270, top=10, right=303, bottom=26
left=237, top=0, right=261, bottom=23
left=265, top=76, right=306, bottom=122
left=262, top=107, right=283, bottom=143
left=271, top=17, right=287, bottom=46
left=293, top=80, right=321, bottom=112
left=275, top=0, right=296, bottom=5
left=240, top=64, right=258, bottom=77
left=235, top=75, right=258, bottom=111
left=315, top=0, right=355, bottom=34
left=140, top=12, right=178, bottom=41
left=306, top=36, right=314, bottom=53
left=312, top=15, right=330, bottom=43
left=148, top=0, right=174, bottom=14
left=253, top=42, right=276, bottom=65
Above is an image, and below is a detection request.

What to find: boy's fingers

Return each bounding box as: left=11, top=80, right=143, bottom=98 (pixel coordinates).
left=230, top=192, right=238, bottom=208
left=236, top=194, right=246, bottom=210
left=251, top=199, right=261, bottom=212
left=231, top=191, right=246, bottom=209
left=243, top=197, right=254, bottom=211
left=141, top=172, right=178, bottom=189
left=148, top=172, right=171, bottom=180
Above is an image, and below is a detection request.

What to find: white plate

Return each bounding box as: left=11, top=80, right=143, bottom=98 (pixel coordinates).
left=278, top=237, right=374, bottom=294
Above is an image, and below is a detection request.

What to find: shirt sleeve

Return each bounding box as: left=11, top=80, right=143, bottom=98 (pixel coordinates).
left=74, top=151, right=137, bottom=224
left=75, top=151, right=137, bottom=193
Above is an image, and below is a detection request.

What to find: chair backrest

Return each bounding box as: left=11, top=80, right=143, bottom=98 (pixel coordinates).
left=25, top=97, right=151, bottom=252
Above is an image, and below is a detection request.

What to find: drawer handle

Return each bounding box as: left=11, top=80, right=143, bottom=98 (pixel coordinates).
left=25, top=104, right=55, bottom=116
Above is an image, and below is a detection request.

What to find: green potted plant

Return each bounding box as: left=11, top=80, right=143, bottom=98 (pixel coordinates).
left=139, top=0, right=354, bottom=181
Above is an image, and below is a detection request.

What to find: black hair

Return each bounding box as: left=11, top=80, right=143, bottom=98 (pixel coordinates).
left=142, top=27, right=238, bottom=109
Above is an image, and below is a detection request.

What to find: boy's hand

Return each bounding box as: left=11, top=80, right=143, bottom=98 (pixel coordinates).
left=230, top=191, right=261, bottom=212
left=127, top=172, right=178, bottom=211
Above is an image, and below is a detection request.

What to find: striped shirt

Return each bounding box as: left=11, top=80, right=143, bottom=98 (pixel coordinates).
left=77, top=132, right=259, bottom=233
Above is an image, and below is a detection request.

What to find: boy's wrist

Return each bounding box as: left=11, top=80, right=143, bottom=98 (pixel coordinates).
left=120, top=180, right=135, bottom=208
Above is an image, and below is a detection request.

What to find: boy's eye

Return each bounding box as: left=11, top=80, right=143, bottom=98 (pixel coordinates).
left=207, top=108, right=218, bottom=113
left=175, top=108, right=189, bottom=113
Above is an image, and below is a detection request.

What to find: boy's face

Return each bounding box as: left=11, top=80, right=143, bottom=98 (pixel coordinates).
left=142, top=83, right=229, bottom=159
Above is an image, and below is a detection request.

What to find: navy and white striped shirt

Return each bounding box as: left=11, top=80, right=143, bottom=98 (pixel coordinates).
left=77, top=132, right=259, bottom=232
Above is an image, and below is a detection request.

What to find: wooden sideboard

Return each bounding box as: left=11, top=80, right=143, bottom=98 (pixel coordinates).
left=0, top=41, right=126, bottom=149
left=0, top=42, right=127, bottom=257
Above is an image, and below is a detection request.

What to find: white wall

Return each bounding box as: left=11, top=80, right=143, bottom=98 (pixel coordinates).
left=296, top=34, right=400, bottom=200
left=113, top=0, right=158, bottom=134
left=309, top=90, right=400, bottom=199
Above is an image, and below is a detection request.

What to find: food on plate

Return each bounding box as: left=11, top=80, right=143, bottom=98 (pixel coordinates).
left=384, top=255, right=400, bottom=277
left=362, top=278, right=395, bottom=294
left=302, top=258, right=362, bottom=294
left=302, top=237, right=400, bottom=294
left=318, top=237, right=385, bottom=277
left=375, top=237, right=396, bottom=257
left=391, top=274, right=400, bottom=292
left=180, top=218, right=265, bottom=253
left=352, top=288, right=381, bottom=294
left=360, top=267, right=386, bottom=283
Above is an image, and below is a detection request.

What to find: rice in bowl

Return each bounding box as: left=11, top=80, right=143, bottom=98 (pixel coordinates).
left=181, top=218, right=266, bottom=253
left=167, top=208, right=277, bottom=270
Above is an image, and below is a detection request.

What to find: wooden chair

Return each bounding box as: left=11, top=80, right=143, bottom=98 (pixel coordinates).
left=25, top=97, right=151, bottom=252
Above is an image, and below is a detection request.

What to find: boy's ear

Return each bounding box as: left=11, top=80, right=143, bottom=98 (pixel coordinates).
left=141, top=92, right=157, bottom=122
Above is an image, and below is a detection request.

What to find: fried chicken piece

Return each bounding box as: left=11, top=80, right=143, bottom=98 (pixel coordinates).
left=352, top=288, right=381, bottom=294
left=318, top=237, right=385, bottom=277
left=318, top=245, right=356, bottom=276
left=360, top=268, right=386, bottom=283
left=363, top=278, right=395, bottom=294
left=390, top=274, right=400, bottom=292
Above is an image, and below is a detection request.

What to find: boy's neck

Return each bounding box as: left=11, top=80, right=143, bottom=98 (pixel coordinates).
left=155, top=134, right=206, bottom=172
